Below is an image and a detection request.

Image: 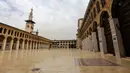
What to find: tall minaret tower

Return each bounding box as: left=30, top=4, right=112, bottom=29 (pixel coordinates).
left=25, top=8, right=35, bottom=33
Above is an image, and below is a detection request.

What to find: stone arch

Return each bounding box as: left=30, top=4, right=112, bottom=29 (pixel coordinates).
left=0, top=35, right=5, bottom=50
left=19, top=39, right=23, bottom=49
left=32, top=41, right=34, bottom=49
left=36, top=41, right=38, bottom=49
left=13, top=38, right=18, bottom=50
left=111, top=0, right=130, bottom=56
left=28, top=40, right=31, bottom=49
left=33, top=41, right=36, bottom=49
left=100, top=11, right=115, bottom=55
left=6, top=36, right=13, bottom=50
left=25, top=39, right=28, bottom=49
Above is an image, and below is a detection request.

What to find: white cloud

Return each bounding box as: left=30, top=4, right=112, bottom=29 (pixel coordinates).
left=0, top=0, right=89, bottom=40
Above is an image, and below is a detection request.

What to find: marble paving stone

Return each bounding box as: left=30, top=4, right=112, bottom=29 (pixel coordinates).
left=0, top=49, right=130, bottom=73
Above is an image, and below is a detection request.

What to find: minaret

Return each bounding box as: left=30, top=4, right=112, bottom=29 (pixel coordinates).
left=25, top=8, right=35, bottom=33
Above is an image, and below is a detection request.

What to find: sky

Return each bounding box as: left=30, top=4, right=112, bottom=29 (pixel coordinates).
left=0, top=0, right=89, bottom=40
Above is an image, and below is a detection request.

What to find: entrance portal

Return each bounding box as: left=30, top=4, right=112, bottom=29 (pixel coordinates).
left=112, top=0, right=130, bottom=56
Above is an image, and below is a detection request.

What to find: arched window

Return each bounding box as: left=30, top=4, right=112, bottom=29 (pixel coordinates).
left=17, top=32, right=19, bottom=37
left=3, top=28, right=7, bottom=34
left=8, top=30, right=11, bottom=35
left=20, top=33, right=22, bottom=37
left=101, top=0, right=106, bottom=7
left=0, top=27, right=3, bottom=33
left=96, top=1, right=101, bottom=13
left=11, top=30, right=13, bottom=35
left=15, top=31, right=17, bottom=36
left=22, top=34, right=24, bottom=37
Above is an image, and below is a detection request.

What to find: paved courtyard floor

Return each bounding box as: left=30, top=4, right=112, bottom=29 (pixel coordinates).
left=0, top=49, right=130, bottom=73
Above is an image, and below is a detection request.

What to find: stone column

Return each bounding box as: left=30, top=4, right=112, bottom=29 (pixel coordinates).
left=97, top=26, right=107, bottom=54
left=38, top=43, right=40, bottom=49
left=2, top=37, right=7, bottom=51
left=89, top=35, right=93, bottom=51
left=92, top=32, right=98, bottom=52
left=9, top=38, right=14, bottom=51
left=109, top=18, right=125, bottom=58
left=77, top=38, right=81, bottom=49
left=41, top=43, right=42, bottom=49
left=39, top=43, right=41, bottom=49
left=30, top=41, right=32, bottom=49
left=36, top=42, right=37, bottom=49
left=34, top=42, right=35, bottom=49
left=33, top=42, right=35, bottom=49
left=22, top=40, right=25, bottom=50
left=31, top=42, right=33, bottom=49
left=88, top=35, right=91, bottom=51
left=37, top=43, right=38, bottom=49
left=16, top=39, right=20, bottom=50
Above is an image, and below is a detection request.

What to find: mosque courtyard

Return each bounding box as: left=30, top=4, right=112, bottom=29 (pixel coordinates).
left=0, top=49, right=130, bottom=73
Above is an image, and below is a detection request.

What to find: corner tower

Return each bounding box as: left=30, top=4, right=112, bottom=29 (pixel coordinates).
left=25, top=8, right=35, bottom=33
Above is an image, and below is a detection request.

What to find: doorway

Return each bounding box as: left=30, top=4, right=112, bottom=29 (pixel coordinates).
left=112, top=0, right=130, bottom=56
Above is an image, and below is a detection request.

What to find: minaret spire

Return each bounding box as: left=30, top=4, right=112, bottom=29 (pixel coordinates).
left=25, top=8, right=35, bottom=33
left=29, top=8, right=33, bottom=20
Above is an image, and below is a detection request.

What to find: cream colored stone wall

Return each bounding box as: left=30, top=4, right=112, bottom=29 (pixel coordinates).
left=78, top=0, right=126, bottom=58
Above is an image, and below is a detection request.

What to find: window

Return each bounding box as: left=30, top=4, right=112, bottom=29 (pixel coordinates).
left=17, top=32, right=19, bottom=37
left=96, top=1, right=100, bottom=13
left=3, top=28, right=7, bottom=34
left=15, top=32, right=17, bottom=36
left=31, top=26, right=33, bottom=29
left=22, top=34, right=24, bottom=37
left=11, top=30, right=13, bottom=35
left=0, top=27, right=3, bottom=33
left=8, top=30, right=11, bottom=35
left=20, top=33, right=22, bottom=37
left=101, top=0, right=106, bottom=7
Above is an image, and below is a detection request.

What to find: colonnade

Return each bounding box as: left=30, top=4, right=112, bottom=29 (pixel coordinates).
left=79, top=17, right=125, bottom=58
left=0, top=36, right=49, bottom=51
